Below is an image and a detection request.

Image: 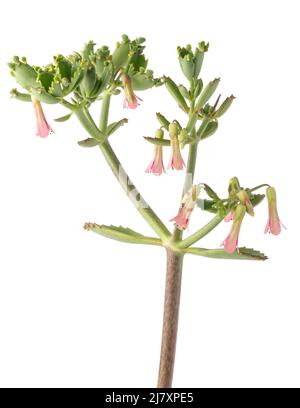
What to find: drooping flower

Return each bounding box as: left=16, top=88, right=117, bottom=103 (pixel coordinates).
left=222, top=204, right=246, bottom=253
left=264, top=187, right=285, bottom=235
left=146, top=129, right=165, bottom=175
left=170, top=185, right=200, bottom=230
left=31, top=96, right=54, bottom=138
left=121, top=73, right=142, bottom=109
left=167, top=123, right=185, bottom=170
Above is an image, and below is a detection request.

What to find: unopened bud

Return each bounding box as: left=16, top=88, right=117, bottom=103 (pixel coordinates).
left=156, top=113, right=170, bottom=130
left=155, top=129, right=164, bottom=139
left=164, top=76, right=189, bottom=113
left=196, top=78, right=220, bottom=111
left=214, top=95, right=235, bottom=118
left=178, top=128, right=188, bottom=148
left=228, top=177, right=241, bottom=197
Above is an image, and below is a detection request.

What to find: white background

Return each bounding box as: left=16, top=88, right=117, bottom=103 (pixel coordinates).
left=0, top=0, right=299, bottom=388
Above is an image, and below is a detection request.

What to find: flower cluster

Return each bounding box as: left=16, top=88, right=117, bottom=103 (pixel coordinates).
left=9, top=37, right=284, bottom=261
left=170, top=182, right=284, bottom=250
left=9, top=35, right=160, bottom=138
left=145, top=123, right=186, bottom=175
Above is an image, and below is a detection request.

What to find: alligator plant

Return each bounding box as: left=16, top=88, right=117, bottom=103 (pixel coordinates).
left=8, top=35, right=284, bottom=387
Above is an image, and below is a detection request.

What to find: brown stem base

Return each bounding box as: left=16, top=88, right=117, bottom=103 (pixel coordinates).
left=157, top=249, right=184, bottom=388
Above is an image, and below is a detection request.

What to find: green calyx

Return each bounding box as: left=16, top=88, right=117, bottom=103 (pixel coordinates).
left=112, top=35, right=159, bottom=91
left=177, top=41, right=209, bottom=81
left=169, top=122, right=180, bottom=138
left=266, top=186, right=277, bottom=204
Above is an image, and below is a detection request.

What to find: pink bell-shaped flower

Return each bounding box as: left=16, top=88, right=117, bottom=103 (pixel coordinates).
left=122, top=73, right=142, bottom=109
left=32, top=96, right=54, bottom=138
left=222, top=204, right=246, bottom=253
left=170, top=185, right=200, bottom=230
left=264, top=187, right=285, bottom=235
left=167, top=123, right=185, bottom=171
left=146, top=130, right=166, bottom=176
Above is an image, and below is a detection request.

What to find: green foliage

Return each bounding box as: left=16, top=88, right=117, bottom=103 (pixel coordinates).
left=84, top=224, right=162, bottom=246
left=185, top=247, right=268, bottom=261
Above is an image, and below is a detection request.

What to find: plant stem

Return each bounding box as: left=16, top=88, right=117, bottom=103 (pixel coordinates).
left=75, top=108, right=105, bottom=141
left=158, top=122, right=199, bottom=387
left=157, top=249, right=184, bottom=388
left=179, top=214, right=223, bottom=248
left=99, top=93, right=111, bottom=132
left=97, top=95, right=172, bottom=243
left=174, top=141, right=198, bottom=241
left=99, top=141, right=172, bottom=241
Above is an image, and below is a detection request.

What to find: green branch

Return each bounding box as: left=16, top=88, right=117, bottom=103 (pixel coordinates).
left=179, top=214, right=223, bottom=248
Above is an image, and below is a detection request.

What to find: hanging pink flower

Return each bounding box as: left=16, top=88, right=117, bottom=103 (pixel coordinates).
left=264, top=187, right=285, bottom=235
left=168, top=137, right=185, bottom=170
left=146, top=129, right=166, bottom=175
left=222, top=204, right=246, bottom=253
left=32, top=96, right=54, bottom=138
left=122, top=73, right=142, bottom=109
left=170, top=185, right=200, bottom=230
left=146, top=145, right=165, bottom=176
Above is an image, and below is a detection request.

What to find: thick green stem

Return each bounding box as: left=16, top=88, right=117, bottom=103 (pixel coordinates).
left=99, top=141, right=172, bottom=242
left=183, top=142, right=198, bottom=196
left=97, top=95, right=172, bottom=243
left=75, top=108, right=104, bottom=141
left=179, top=214, right=223, bottom=248
left=99, top=93, right=111, bottom=132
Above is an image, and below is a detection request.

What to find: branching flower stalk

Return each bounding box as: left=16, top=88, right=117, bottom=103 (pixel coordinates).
left=8, top=36, right=284, bottom=388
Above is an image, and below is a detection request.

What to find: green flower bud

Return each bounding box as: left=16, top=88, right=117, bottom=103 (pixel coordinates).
left=193, top=79, right=203, bottom=99
left=155, top=129, right=164, bottom=139
left=178, top=84, right=190, bottom=99
left=169, top=122, right=180, bottom=139
left=196, top=78, right=220, bottom=111
left=214, top=95, right=235, bottom=118
left=164, top=76, right=189, bottom=113
left=79, top=66, right=97, bottom=98
left=228, top=177, right=241, bottom=197
left=95, top=47, right=111, bottom=77
left=178, top=128, right=188, bottom=147
left=156, top=113, right=170, bottom=130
